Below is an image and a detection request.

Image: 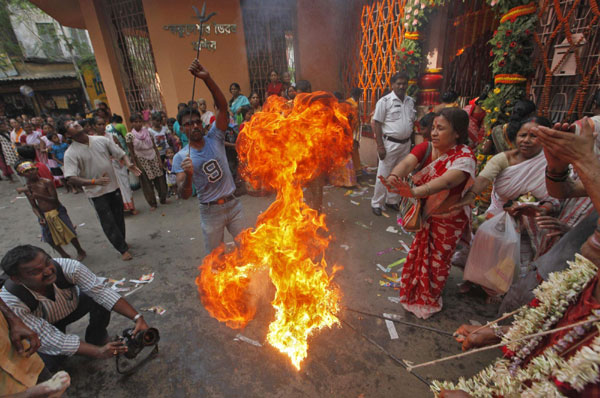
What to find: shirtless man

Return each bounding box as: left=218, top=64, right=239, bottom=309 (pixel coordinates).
left=15, top=160, right=86, bottom=260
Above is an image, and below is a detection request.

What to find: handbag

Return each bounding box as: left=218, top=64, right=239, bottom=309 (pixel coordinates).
left=129, top=170, right=141, bottom=191
left=398, top=143, right=431, bottom=232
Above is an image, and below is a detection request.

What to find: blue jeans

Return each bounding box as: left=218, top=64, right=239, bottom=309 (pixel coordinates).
left=199, top=197, right=245, bottom=254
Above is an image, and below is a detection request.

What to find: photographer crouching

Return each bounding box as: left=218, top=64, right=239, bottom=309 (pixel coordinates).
left=0, top=245, right=153, bottom=372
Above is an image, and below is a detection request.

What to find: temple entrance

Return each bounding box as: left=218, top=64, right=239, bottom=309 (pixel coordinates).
left=104, top=0, right=164, bottom=113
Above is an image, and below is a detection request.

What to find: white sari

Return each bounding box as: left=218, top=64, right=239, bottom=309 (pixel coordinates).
left=486, top=151, right=556, bottom=217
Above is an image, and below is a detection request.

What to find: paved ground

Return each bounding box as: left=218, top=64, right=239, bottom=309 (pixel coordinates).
left=0, top=174, right=501, bottom=398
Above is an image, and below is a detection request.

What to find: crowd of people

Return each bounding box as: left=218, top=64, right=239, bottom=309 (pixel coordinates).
left=1, top=58, right=600, bottom=396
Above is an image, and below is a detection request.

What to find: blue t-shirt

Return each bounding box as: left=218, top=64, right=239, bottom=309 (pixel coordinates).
left=172, top=124, right=235, bottom=203
left=50, top=142, right=69, bottom=162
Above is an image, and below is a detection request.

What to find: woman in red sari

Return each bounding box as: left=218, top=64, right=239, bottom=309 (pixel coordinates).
left=385, top=108, right=476, bottom=319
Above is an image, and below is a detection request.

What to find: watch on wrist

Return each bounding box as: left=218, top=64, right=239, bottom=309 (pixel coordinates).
left=133, top=313, right=143, bottom=322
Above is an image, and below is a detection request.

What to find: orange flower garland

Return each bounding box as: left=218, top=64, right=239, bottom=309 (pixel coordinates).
left=494, top=73, right=528, bottom=84
left=499, top=2, right=537, bottom=23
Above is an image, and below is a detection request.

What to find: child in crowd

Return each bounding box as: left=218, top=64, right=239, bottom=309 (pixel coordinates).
left=166, top=117, right=181, bottom=152
left=164, top=147, right=177, bottom=197
left=46, top=132, right=74, bottom=192
left=15, top=159, right=86, bottom=260
left=148, top=111, right=170, bottom=161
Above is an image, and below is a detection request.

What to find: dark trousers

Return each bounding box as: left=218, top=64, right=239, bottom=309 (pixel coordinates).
left=140, top=172, right=167, bottom=208
left=91, top=189, right=128, bottom=254
left=38, top=293, right=111, bottom=372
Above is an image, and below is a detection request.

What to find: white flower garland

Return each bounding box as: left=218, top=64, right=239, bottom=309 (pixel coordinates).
left=431, top=254, right=599, bottom=397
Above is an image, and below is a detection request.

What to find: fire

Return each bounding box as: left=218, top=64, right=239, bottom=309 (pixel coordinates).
left=196, top=92, right=354, bottom=369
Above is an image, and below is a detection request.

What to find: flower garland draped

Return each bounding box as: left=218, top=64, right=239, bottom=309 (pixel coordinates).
left=396, top=0, right=446, bottom=95
left=431, top=254, right=600, bottom=397
left=480, top=0, right=538, bottom=129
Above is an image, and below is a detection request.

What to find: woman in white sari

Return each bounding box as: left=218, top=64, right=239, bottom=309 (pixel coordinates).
left=453, top=116, right=559, bottom=298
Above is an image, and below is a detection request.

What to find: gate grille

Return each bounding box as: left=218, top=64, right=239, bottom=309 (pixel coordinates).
left=530, top=0, right=600, bottom=122
left=105, top=0, right=164, bottom=114
left=241, top=0, right=297, bottom=101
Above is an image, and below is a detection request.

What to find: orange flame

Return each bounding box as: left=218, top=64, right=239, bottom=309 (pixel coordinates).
left=196, top=92, right=353, bottom=369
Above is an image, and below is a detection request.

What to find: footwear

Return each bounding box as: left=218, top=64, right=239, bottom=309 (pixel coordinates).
left=386, top=203, right=400, bottom=212
left=372, top=207, right=382, bottom=216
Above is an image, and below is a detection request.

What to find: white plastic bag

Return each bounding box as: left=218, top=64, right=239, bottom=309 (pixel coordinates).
left=463, top=211, right=520, bottom=295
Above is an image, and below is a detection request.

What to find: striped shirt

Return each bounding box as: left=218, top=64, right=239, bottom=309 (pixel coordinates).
left=0, top=258, right=121, bottom=356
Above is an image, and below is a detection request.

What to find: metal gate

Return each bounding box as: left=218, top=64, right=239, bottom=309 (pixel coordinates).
left=530, top=0, right=600, bottom=122
left=358, top=0, right=406, bottom=117
left=105, top=0, right=164, bottom=114
left=441, top=0, right=497, bottom=101
left=240, top=0, right=297, bottom=101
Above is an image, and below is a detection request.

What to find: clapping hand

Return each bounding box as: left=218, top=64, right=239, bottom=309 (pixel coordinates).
left=533, top=117, right=596, bottom=168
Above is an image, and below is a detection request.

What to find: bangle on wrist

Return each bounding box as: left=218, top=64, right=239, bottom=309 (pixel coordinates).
left=133, top=313, right=143, bottom=322
left=545, top=166, right=569, bottom=182
left=389, top=173, right=399, bottom=178
left=91, top=178, right=96, bottom=185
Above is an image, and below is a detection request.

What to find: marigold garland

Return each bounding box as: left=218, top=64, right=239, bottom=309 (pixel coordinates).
left=494, top=73, right=528, bottom=84
left=500, top=2, right=537, bottom=23
left=481, top=0, right=537, bottom=131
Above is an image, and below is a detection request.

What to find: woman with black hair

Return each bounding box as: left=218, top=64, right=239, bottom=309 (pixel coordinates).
left=383, top=108, right=476, bottom=319
left=228, top=82, right=250, bottom=125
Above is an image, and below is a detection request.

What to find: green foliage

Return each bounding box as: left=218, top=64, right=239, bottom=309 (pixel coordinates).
left=396, top=0, right=446, bottom=79
left=482, top=0, right=537, bottom=130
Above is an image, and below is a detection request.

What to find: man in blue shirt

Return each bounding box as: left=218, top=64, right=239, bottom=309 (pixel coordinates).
left=172, top=59, right=245, bottom=254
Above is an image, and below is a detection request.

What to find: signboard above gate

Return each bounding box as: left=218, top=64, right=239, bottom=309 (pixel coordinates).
left=162, top=22, right=237, bottom=52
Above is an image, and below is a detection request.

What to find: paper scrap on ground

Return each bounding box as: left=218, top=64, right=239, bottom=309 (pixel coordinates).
left=387, top=258, right=406, bottom=269
left=376, top=263, right=388, bottom=272
left=124, top=285, right=144, bottom=297
left=386, top=226, right=398, bottom=234
left=77, top=223, right=85, bottom=228
left=340, top=244, right=349, bottom=251
left=385, top=319, right=399, bottom=339
left=355, top=221, right=371, bottom=230
left=382, top=212, right=390, bottom=218
left=344, top=190, right=353, bottom=196
left=388, top=296, right=401, bottom=304
left=379, top=280, right=400, bottom=288
left=383, top=312, right=403, bottom=321
left=350, top=200, right=360, bottom=206
left=130, top=272, right=155, bottom=284
left=234, top=334, right=262, bottom=347
left=190, top=237, right=196, bottom=240
left=145, top=306, right=167, bottom=315
left=383, top=273, right=400, bottom=282
left=398, top=240, right=410, bottom=252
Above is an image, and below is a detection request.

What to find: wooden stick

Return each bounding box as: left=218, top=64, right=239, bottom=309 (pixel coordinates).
left=405, top=316, right=600, bottom=372
left=345, top=307, right=454, bottom=337
left=341, top=318, right=431, bottom=387
left=457, top=308, right=521, bottom=338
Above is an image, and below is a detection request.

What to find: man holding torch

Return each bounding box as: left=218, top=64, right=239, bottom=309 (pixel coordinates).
left=172, top=59, right=245, bottom=255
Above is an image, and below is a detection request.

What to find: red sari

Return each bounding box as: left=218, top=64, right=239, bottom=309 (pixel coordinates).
left=399, top=144, right=476, bottom=319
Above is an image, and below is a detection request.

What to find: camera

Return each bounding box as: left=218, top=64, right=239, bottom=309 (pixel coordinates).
left=120, top=327, right=160, bottom=359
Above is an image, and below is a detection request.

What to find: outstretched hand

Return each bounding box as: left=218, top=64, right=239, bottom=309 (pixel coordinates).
left=189, top=59, right=210, bottom=80
left=378, top=175, right=414, bottom=197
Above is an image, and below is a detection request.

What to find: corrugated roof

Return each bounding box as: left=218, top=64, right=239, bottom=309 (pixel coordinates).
left=0, top=70, right=78, bottom=82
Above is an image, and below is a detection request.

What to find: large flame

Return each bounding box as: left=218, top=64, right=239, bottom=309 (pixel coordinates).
left=195, top=92, right=354, bottom=369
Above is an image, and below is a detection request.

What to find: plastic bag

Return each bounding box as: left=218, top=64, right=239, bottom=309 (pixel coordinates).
left=463, top=211, right=520, bottom=295
left=129, top=171, right=140, bottom=191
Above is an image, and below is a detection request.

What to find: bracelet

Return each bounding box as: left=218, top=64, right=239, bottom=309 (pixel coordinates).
left=91, top=178, right=96, bottom=185
left=133, top=313, right=143, bottom=322
left=389, top=173, right=399, bottom=178
left=490, top=323, right=505, bottom=338
left=545, top=167, right=569, bottom=182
